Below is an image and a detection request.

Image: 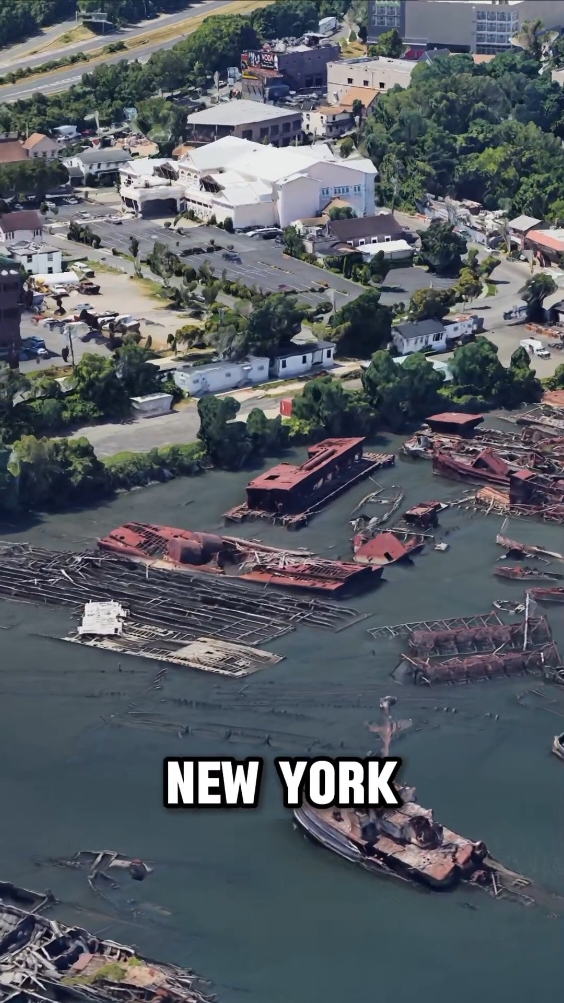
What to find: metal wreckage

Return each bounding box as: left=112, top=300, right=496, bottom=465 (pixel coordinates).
left=0, top=881, right=214, bottom=1003
left=402, top=408, right=564, bottom=524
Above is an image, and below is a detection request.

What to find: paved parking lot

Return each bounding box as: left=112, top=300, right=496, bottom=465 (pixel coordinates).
left=47, top=204, right=453, bottom=309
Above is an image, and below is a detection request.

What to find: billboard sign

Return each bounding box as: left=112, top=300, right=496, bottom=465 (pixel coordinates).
left=241, top=50, right=279, bottom=71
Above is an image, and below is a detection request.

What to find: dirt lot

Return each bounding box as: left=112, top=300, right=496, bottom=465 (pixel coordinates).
left=21, top=267, right=192, bottom=371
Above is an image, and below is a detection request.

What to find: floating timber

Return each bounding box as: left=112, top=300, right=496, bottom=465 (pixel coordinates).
left=368, top=612, right=503, bottom=640
left=0, top=896, right=212, bottom=1003
left=0, top=545, right=364, bottom=648
left=66, top=627, right=284, bottom=677
left=394, top=642, right=562, bottom=685
left=496, top=529, right=564, bottom=562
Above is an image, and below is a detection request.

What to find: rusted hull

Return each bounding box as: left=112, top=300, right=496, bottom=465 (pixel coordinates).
left=239, top=563, right=381, bottom=593
left=397, top=642, right=562, bottom=685
left=433, top=450, right=509, bottom=487
left=528, top=587, right=564, bottom=603
left=494, top=566, right=563, bottom=582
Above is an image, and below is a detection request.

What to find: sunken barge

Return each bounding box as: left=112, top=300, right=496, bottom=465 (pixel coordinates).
left=294, top=787, right=539, bottom=905
left=98, top=522, right=379, bottom=595
left=0, top=894, right=212, bottom=1003
left=223, top=437, right=394, bottom=530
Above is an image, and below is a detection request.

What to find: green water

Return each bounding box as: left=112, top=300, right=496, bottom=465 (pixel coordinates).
left=0, top=432, right=562, bottom=1001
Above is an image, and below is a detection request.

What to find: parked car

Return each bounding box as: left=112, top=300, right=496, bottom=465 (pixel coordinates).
left=64, top=197, right=79, bottom=205
left=222, top=251, right=241, bottom=262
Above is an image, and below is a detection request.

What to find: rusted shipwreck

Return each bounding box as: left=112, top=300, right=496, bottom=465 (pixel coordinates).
left=395, top=643, right=562, bottom=685
left=0, top=897, right=213, bottom=1003
left=224, top=437, right=394, bottom=529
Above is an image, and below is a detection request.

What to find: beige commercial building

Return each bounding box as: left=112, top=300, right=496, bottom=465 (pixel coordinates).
left=368, top=1, right=564, bottom=55
left=185, top=100, right=302, bottom=147
left=326, top=56, right=415, bottom=103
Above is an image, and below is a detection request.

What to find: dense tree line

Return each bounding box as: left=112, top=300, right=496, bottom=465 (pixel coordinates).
left=363, top=47, right=564, bottom=216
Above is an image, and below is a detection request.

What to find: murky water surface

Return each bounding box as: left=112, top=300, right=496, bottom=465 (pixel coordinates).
left=0, top=429, right=562, bottom=1000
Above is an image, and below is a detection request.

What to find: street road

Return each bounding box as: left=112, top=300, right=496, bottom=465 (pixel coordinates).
left=0, top=0, right=248, bottom=101
left=0, top=1, right=232, bottom=71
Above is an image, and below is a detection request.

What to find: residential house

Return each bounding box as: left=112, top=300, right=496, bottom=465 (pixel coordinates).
left=339, top=86, right=380, bottom=119
left=8, top=240, right=62, bottom=275
left=185, top=100, right=302, bottom=147
left=302, top=105, right=352, bottom=140
left=392, top=315, right=482, bottom=355
left=269, top=340, right=335, bottom=379
left=174, top=357, right=270, bottom=396
left=0, top=135, right=28, bottom=165
left=0, top=210, right=43, bottom=245
left=62, top=146, right=132, bottom=182
left=328, top=212, right=411, bottom=248
left=392, top=319, right=448, bottom=355
left=326, top=57, right=415, bottom=104
left=21, top=133, right=60, bottom=161
left=525, top=227, right=564, bottom=265
left=507, top=215, right=545, bottom=250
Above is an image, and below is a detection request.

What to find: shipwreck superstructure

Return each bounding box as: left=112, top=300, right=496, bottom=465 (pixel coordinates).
left=0, top=896, right=212, bottom=1003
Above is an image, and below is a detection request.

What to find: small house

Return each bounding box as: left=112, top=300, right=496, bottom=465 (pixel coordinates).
left=174, top=357, right=270, bottom=397
left=0, top=210, right=43, bottom=245
left=9, top=240, right=62, bottom=275
left=21, top=133, right=60, bottom=161
left=269, top=341, right=335, bottom=379
left=392, top=319, right=447, bottom=355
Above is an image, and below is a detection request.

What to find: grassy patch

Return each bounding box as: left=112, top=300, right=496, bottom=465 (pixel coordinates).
left=41, top=24, right=96, bottom=50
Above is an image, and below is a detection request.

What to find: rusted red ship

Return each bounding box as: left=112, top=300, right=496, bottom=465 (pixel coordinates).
left=98, top=522, right=378, bottom=594
left=353, top=530, right=425, bottom=566
left=224, top=437, right=395, bottom=529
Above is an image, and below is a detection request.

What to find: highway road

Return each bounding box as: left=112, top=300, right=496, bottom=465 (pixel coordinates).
left=0, top=0, right=245, bottom=101
left=0, top=1, right=233, bottom=71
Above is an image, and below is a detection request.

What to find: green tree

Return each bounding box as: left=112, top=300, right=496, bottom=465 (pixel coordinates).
left=329, top=205, right=356, bottom=220
left=73, top=353, right=129, bottom=417
left=408, top=287, right=454, bottom=321
left=292, top=376, right=376, bottom=437
left=244, top=294, right=306, bottom=356
left=197, top=395, right=252, bottom=470
left=283, top=225, right=306, bottom=259
left=454, top=267, right=483, bottom=302
left=10, top=434, right=108, bottom=510
left=329, top=289, right=392, bottom=356
left=340, top=136, right=354, bottom=158
left=129, top=236, right=139, bottom=258
left=114, top=342, right=162, bottom=398
left=362, top=350, right=444, bottom=430
left=370, top=28, right=403, bottom=58
left=246, top=407, right=288, bottom=456
left=417, top=222, right=467, bottom=276
left=368, top=249, right=391, bottom=285
left=520, top=272, right=557, bottom=321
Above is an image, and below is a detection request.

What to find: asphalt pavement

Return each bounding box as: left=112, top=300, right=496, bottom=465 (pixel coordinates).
left=0, top=0, right=236, bottom=100
left=0, top=1, right=232, bottom=71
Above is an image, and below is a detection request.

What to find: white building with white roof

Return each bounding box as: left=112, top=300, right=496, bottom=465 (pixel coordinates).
left=119, top=137, right=377, bottom=227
